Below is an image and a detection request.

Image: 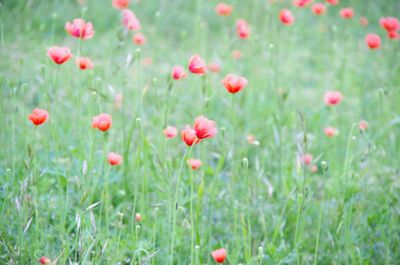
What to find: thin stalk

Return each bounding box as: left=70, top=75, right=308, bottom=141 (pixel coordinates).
left=169, top=144, right=194, bottom=265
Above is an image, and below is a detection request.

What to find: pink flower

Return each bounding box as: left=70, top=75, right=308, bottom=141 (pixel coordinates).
left=76, top=57, right=94, bottom=70
left=114, top=93, right=124, bottom=110
left=311, top=165, right=318, bottom=173
left=324, top=90, right=343, bottom=106
left=122, top=9, right=141, bottom=31
left=171, top=66, right=187, bottom=80
left=215, top=2, right=233, bottom=16
left=280, top=9, right=295, bottom=25
left=135, top=213, right=142, bottom=222
left=113, top=0, right=129, bottom=9
left=387, top=30, right=399, bottom=40
left=221, top=74, right=248, bottom=94
left=193, top=116, right=218, bottom=139
left=65, top=18, right=95, bottom=39
left=188, top=158, right=202, bottom=170
left=236, top=19, right=250, bottom=39
left=293, top=0, right=313, bottom=8
left=211, top=248, right=227, bottom=263
left=208, top=62, right=221, bottom=73
left=188, top=55, right=207, bottom=75
left=340, top=8, right=354, bottom=19
left=39, top=257, right=51, bottom=265
left=132, top=32, right=146, bottom=45
left=311, top=3, right=326, bottom=15
left=108, top=152, right=122, bottom=166
left=300, top=153, right=313, bottom=165
left=28, top=108, right=49, bottom=126
left=181, top=125, right=201, bottom=146
left=325, top=0, right=339, bottom=5
left=359, top=17, right=369, bottom=26
left=92, top=113, right=112, bottom=131
left=380, top=17, right=400, bottom=32
left=365, top=34, right=381, bottom=49
left=163, top=126, right=178, bottom=138
left=324, top=127, right=339, bottom=137
left=359, top=120, right=369, bottom=131
left=47, top=46, right=73, bottom=65
left=232, top=50, right=242, bottom=59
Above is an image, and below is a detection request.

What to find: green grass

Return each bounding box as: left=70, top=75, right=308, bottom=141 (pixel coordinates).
left=1, top=0, right=400, bottom=264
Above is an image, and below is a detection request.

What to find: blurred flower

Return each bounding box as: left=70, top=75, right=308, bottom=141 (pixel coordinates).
left=132, top=32, right=146, bottom=45
left=208, top=62, right=221, bottom=73
left=280, top=9, right=295, bottom=25
left=114, top=93, right=124, bottom=109
left=324, top=90, right=343, bottom=106
left=311, top=165, right=318, bottom=173
left=135, top=213, right=142, bottom=222
left=163, top=126, right=178, bottom=138
left=293, top=0, right=313, bottom=8
left=143, top=57, right=153, bottom=65
left=181, top=125, right=201, bottom=146
left=300, top=153, right=313, bottom=165
left=76, top=57, right=94, bottom=70
left=65, top=18, right=95, bottom=39
left=39, top=256, right=51, bottom=265
left=108, top=152, right=122, bottom=166
left=340, top=8, right=354, bottom=19
left=193, top=116, right=218, bottom=139
left=380, top=17, right=400, bottom=32
left=324, top=127, right=339, bottom=137
left=365, top=34, right=381, bottom=49
left=359, top=17, right=369, bottom=26
left=359, top=120, right=369, bottom=131
left=47, top=46, right=73, bottom=65
left=311, top=3, right=326, bottom=15
left=122, top=9, right=141, bottom=31
left=188, top=55, right=207, bottom=75
left=113, top=0, right=129, bottom=9
left=387, top=30, right=399, bottom=40
left=236, top=18, right=250, bottom=39
left=211, top=248, right=227, bottom=263
left=92, top=113, right=112, bottom=131
left=188, top=158, right=202, bottom=170
left=325, top=0, right=339, bottom=5
left=247, top=134, right=260, bottom=145
left=171, top=66, right=187, bottom=80
left=221, top=74, right=248, bottom=94
left=215, top=2, right=233, bottom=16
left=28, top=108, right=49, bottom=126
left=232, top=50, right=242, bottom=60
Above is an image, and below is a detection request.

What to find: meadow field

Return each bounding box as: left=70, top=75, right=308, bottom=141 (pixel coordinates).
left=0, top=0, right=400, bottom=264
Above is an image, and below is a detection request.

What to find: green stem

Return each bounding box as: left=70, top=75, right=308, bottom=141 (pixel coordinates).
left=169, top=144, right=194, bottom=265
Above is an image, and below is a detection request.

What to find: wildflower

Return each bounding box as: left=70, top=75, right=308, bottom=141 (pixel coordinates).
left=163, top=126, right=178, bottom=138
left=193, top=116, right=218, bottom=139
left=171, top=66, right=187, bottom=80
left=340, top=8, right=354, bottom=19
left=47, top=46, right=73, bottom=65
left=65, top=18, right=95, bottom=39
left=221, top=74, right=248, bottom=94
left=92, top=113, right=112, bottom=131
left=280, top=9, right=295, bottom=25
left=188, top=158, right=202, bottom=170
left=28, top=108, right=49, bottom=126
left=324, top=90, right=343, bottom=106
left=108, top=152, right=122, bottom=166
left=211, top=248, right=227, bottom=263
left=365, top=34, right=381, bottom=49
left=76, top=57, right=94, bottom=70
left=215, top=2, right=233, bottom=16
left=188, top=55, right=207, bottom=75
